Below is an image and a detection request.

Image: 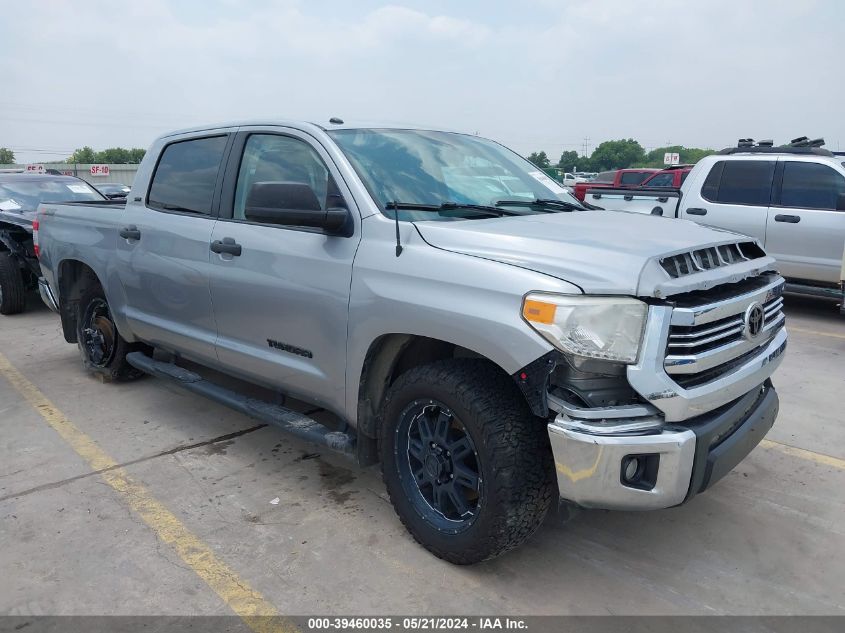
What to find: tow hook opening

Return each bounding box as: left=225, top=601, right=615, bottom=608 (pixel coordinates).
left=620, top=453, right=660, bottom=491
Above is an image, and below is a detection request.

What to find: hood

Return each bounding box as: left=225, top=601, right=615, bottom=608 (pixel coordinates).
left=415, top=211, right=774, bottom=297
left=0, top=207, right=35, bottom=231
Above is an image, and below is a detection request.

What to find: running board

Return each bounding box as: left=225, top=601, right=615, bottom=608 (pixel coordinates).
left=125, top=352, right=356, bottom=457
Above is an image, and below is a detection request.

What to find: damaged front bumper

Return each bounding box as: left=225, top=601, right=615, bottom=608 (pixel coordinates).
left=547, top=380, right=778, bottom=510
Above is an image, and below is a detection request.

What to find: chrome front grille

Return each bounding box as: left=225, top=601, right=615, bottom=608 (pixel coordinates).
left=664, top=275, right=785, bottom=388
left=660, top=241, right=766, bottom=279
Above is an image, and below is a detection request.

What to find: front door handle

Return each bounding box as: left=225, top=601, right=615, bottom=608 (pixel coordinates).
left=774, top=214, right=801, bottom=223
left=119, top=225, right=141, bottom=240
left=210, top=237, right=242, bottom=256
left=686, top=207, right=707, bottom=216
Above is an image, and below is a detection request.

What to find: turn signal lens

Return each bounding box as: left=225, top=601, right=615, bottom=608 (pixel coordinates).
left=522, top=299, right=557, bottom=324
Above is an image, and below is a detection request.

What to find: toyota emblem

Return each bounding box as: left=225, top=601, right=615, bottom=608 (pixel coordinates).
left=744, top=302, right=765, bottom=340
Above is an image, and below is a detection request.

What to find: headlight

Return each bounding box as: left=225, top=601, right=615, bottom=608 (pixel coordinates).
left=522, top=293, right=647, bottom=364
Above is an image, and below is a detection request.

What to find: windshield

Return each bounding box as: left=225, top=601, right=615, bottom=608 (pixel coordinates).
left=329, top=129, right=584, bottom=220
left=0, top=178, right=104, bottom=212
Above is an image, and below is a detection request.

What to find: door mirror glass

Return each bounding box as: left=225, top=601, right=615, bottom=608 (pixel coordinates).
left=244, top=181, right=349, bottom=233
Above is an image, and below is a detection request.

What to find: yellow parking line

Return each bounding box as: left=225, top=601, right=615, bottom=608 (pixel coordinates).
left=0, top=352, right=295, bottom=633
left=761, top=439, right=845, bottom=471
left=788, top=326, right=845, bottom=341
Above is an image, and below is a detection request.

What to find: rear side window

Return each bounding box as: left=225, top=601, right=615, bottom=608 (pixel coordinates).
left=645, top=173, right=674, bottom=187
left=780, top=161, right=845, bottom=210
left=620, top=171, right=651, bottom=185
left=702, top=160, right=775, bottom=206
left=148, top=136, right=228, bottom=214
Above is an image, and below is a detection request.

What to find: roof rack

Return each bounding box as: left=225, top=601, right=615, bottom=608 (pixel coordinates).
left=718, top=137, right=834, bottom=157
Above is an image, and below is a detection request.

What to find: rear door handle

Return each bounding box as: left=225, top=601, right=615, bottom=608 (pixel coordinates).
left=774, top=214, right=801, bottom=223
left=686, top=207, right=707, bottom=216
left=210, top=237, right=242, bottom=257
left=119, top=225, right=141, bottom=240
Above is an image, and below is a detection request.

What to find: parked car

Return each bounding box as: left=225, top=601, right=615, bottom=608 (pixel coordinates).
left=0, top=174, right=105, bottom=314
left=640, top=165, right=694, bottom=188
left=572, top=168, right=659, bottom=200
left=583, top=139, right=845, bottom=303
left=94, top=182, right=132, bottom=199
left=36, top=120, right=786, bottom=563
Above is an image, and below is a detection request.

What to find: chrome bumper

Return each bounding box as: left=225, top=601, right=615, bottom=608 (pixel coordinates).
left=38, top=278, right=59, bottom=313
left=548, top=421, right=695, bottom=510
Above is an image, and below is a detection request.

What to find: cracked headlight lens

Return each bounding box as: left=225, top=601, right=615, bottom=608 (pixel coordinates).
left=522, top=294, right=647, bottom=364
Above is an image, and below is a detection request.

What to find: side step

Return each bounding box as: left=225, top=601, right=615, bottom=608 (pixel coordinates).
left=126, top=352, right=356, bottom=457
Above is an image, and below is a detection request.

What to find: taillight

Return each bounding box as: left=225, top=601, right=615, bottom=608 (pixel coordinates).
left=32, top=217, right=40, bottom=257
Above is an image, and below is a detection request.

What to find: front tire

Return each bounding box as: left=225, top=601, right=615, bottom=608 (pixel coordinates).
left=76, top=287, right=144, bottom=381
left=0, top=252, right=27, bottom=315
left=380, top=359, right=555, bottom=564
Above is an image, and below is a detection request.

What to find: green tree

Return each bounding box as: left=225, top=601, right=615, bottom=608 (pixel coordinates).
left=97, top=147, right=131, bottom=164
left=588, top=139, right=646, bottom=171
left=65, top=146, right=146, bottom=164
left=557, top=150, right=581, bottom=172
left=127, top=148, right=146, bottom=163
left=644, top=145, right=714, bottom=167
left=527, top=151, right=550, bottom=169
left=0, top=147, right=15, bottom=164
left=66, top=146, right=98, bottom=164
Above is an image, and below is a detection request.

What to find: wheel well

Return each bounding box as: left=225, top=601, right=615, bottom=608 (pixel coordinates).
left=57, top=260, right=102, bottom=344
left=355, top=334, right=506, bottom=466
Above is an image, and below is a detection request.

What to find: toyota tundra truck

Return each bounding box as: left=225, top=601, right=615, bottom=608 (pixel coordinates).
left=35, top=120, right=787, bottom=564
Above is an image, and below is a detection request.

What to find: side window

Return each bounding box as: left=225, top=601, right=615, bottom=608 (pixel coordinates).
left=708, top=160, right=775, bottom=206
left=148, top=136, right=228, bottom=214
left=780, top=161, right=845, bottom=210
left=646, top=173, right=674, bottom=187
left=234, top=134, right=337, bottom=221
left=620, top=171, right=649, bottom=185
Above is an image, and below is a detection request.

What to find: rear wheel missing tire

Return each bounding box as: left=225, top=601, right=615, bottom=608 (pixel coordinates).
left=0, top=252, right=27, bottom=315
left=76, top=287, right=144, bottom=381
left=380, top=359, right=555, bottom=564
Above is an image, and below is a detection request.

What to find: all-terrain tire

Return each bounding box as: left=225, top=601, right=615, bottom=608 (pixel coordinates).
left=380, top=359, right=555, bottom=564
left=76, top=285, right=145, bottom=381
left=0, top=252, right=27, bottom=315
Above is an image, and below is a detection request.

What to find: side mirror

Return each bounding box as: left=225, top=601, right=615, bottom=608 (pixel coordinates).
left=837, top=193, right=845, bottom=211
left=244, top=181, right=349, bottom=234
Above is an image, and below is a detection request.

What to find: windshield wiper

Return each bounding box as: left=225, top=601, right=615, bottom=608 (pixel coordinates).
left=495, top=198, right=585, bottom=212
left=385, top=201, right=516, bottom=217
left=385, top=200, right=518, bottom=258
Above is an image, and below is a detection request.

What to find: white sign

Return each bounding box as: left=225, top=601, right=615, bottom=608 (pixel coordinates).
left=25, top=164, right=45, bottom=174
left=528, top=170, right=567, bottom=194
left=663, top=152, right=680, bottom=166
left=90, top=164, right=110, bottom=177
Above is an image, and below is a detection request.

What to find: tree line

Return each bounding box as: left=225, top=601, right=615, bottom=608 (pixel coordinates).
left=0, top=146, right=148, bottom=165
left=527, top=139, right=715, bottom=173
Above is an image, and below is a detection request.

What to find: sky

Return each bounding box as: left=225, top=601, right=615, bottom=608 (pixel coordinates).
left=1, top=0, right=843, bottom=164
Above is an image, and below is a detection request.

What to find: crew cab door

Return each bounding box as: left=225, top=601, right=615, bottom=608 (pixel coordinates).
left=680, top=158, right=775, bottom=242
left=115, top=133, right=233, bottom=365
left=208, top=129, right=360, bottom=413
left=765, top=159, right=845, bottom=283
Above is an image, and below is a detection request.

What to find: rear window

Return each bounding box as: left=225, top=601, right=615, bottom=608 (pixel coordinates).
left=147, top=136, right=228, bottom=214
left=620, top=171, right=652, bottom=185
left=593, top=171, right=615, bottom=183
left=645, top=173, right=674, bottom=187
left=780, top=161, right=845, bottom=210
left=702, top=160, right=775, bottom=206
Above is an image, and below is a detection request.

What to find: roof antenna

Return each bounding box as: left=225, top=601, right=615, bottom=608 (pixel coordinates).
left=392, top=201, right=403, bottom=257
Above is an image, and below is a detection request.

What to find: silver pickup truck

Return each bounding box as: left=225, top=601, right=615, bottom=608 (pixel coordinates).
left=36, top=120, right=787, bottom=563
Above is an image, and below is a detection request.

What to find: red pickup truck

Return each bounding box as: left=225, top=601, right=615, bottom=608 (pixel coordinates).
left=640, top=165, right=693, bottom=188
left=572, top=168, right=659, bottom=201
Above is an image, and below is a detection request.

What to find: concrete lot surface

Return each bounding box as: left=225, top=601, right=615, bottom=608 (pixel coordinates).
left=0, top=295, right=843, bottom=618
